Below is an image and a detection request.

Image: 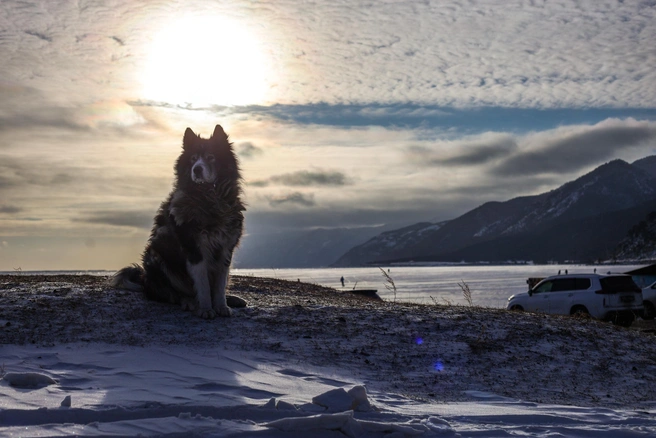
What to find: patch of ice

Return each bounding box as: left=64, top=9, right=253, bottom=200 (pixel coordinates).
left=275, top=400, right=298, bottom=411
left=348, top=385, right=373, bottom=412
left=309, top=385, right=374, bottom=413
left=264, top=410, right=439, bottom=437
left=312, top=387, right=354, bottom=412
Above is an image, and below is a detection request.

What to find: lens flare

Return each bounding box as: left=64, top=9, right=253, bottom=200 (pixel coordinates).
left=433, top=360, right=444, bottom=372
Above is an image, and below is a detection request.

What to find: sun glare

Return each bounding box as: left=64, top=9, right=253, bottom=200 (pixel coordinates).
left=142, top=15, right=270, bottom=107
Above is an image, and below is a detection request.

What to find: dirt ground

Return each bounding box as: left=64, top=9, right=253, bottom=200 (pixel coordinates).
left=2, top=274, right=656, bottom=409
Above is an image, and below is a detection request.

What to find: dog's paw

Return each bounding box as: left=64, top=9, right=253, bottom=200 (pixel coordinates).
left=214, top=305, right=233, bottom=317
left=196, top=308, right=217, bottom=319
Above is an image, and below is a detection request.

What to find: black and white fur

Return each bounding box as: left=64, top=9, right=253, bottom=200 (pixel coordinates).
left=112, top=125, right=245, bottom=318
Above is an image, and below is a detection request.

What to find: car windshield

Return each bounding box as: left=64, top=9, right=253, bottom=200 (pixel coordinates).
left=533, top=281, right=552, bottom=293
left=599, top=276, right=641, bottom=293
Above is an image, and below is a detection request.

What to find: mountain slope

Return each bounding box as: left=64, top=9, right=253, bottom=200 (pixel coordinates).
left=331, top=221, right=448, bottom=267
left=384, top=199, right=656, bottom=264
left=334, top=157, right=656, bottom=266
left=234, top=225, right=393, bottom=268
left=633, top=156, right=656, bottom=179
left=613, top=210, right=656, bottom=261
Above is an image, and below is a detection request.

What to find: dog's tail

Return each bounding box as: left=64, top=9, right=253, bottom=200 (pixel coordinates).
left=110, top=264, right=145, bottom=292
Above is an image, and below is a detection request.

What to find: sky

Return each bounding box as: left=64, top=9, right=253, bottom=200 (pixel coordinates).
left=1, top=0, right=656, bottom=270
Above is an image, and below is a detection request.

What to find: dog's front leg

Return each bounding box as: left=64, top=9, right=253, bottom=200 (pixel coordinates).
left=212, top=251, right=233, bottom=317
left=187, top=260, right=215, bottom=319
left=212, top=267, right=232, bottom=317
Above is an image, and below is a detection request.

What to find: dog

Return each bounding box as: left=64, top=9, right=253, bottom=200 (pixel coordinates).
left=111, top=125, right=245, bottom=318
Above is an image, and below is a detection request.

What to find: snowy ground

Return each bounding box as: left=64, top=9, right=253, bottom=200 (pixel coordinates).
left=1, top=274, right=656, bottom=437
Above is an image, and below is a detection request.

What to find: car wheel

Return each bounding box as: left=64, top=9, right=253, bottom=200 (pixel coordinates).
left=644, top=301, right=655, bottom=320
left=509, top=305, right=523, bottom=311
left=570, top=306, right=590, bottom=318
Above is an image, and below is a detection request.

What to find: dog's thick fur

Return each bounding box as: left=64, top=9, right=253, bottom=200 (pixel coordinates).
left=112, top=125, right=245, bottom=318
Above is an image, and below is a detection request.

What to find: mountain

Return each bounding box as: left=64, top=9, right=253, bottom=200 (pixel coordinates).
left=613, top=210, right=656, bottom=262
left=331, top=221, right=449, bottom=267
left=632, top=156, right=656, bottom=180
left=333, top=157, right=656, bottom=266
left=396, top=199, right=656, bottom=264
left=233, top=225, right=395, bottom=268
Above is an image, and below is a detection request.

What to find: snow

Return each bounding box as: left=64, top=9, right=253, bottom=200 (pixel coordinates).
left=2, top=274, right=656, bottom=437
left=3, top=344, right=655, bottom=438
left=2, top=372, right=57, bottom=388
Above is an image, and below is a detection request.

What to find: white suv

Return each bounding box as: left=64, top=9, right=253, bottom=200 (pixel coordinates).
left=642, top=281, right=656, bottom=320
left=507, top=273, right=643, bottom=327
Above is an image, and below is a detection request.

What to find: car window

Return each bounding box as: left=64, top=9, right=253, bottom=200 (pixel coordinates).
left=534, top=281, right=553, bottom=293
left=574, top=278, right=591, bottom=290
left=551, top=278, right=577, bottom=292
left=599, top=276, right=641, bottom=293
left=535, top=277, right=592, bottom=293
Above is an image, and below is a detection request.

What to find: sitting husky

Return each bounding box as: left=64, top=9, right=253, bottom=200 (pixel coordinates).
left=112, top=125, right=245, bottom=318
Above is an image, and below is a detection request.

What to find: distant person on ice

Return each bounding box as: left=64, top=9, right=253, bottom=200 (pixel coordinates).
left=340, top=276, right=345, bottom=287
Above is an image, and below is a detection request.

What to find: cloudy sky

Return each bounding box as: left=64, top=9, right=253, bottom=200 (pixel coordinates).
left=1, top=0, right=656, bottom=270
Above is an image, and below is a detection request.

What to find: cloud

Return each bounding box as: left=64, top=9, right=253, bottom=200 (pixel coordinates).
left=267, top=192, right=316, bottom=207
left=24, top=30, right=52, bottom=43
left=407, top=134, right=518, bottom=167
left=0, top=155, right=78, bottom=189
left=492, top=119, right=656, bottom=176
left=0, top=92, right=90, bottom=133
left=124, top=0, right=656, bottom=110
left=0, top=86, right=147, bottom=133
left=273, top=171, right=349, bottom=186
left=232, top=0, right=655, bottom=108
left=237, top=142, right=264, bottom=159
left=440, top=137, right=518, bottom=166
left=402, top=119, right=656, bottom=180
left=76, top=210, right=154, bottom=229
left=252, top=170, right=350, bottom=187
left=248, top=180, right=269, bottom=188
left=110, top=36, right=125, bottom=46
left=0, top=205, right=22, bottom=214
left=2, top=0, right=656, bottom=116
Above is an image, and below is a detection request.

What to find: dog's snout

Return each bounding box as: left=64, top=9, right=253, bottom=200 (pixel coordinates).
left=193, top=166, right=203, bottom=177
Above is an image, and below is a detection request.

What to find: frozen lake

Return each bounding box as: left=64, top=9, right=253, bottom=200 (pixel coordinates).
left=3, top=264, right=645, bottom=309
left=233, top=264, right=644, bottom=308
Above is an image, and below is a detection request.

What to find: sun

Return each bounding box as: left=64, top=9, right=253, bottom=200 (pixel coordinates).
left=141, top=15, right=270, bottom=107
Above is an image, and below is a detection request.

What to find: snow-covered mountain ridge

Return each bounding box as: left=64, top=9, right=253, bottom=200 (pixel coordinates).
left=334, top=157, right=656, bottom=266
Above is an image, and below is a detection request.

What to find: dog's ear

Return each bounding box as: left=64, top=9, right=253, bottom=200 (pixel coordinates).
left=211, top=125, right=229, bottom=142
left=183, top=128, right=196, bottom=149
